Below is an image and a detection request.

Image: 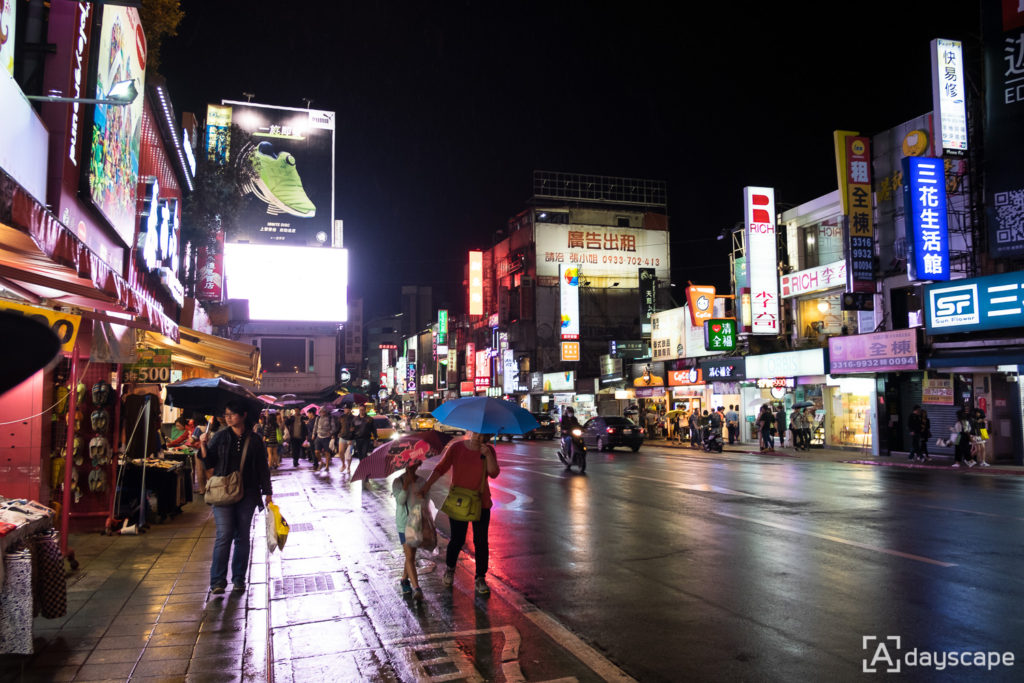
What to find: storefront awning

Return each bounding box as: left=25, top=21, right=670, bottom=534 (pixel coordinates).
left=0, top=171, right=178, bottom=340
left=142, top=328, right=261, bottom=384
left=926, top=348, right=1024, bottom=371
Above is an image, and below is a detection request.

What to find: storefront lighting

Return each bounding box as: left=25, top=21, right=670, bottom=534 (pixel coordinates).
left=28, top=79, right=138, bottom=106
left=817, top=300, right=830, bottom=313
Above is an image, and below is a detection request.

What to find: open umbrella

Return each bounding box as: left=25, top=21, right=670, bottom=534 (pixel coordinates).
left=431, top=397, right=539, bottom=436
left=0, top=312, right=61, bottom=397
left=257, top=394, right=279, bottom=406
left=302, top=403, right=321, bottom=414
left=165, top=377, right=264, bottom=419
left=793, top=401, right=815, bottom=409
left=351, top=432, right=454, bottom=480
left=334, top=392, right=369, bottom=406
left=665, top=409, right=686, bottom=419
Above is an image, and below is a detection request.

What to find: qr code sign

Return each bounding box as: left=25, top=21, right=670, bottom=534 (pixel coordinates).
left=995, top=189, right=1024, bottom=244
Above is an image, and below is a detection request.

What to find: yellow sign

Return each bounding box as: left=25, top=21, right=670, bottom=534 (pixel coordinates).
left=0, top=300, right=80, bottom=353
left=560, top=341, right=580, bottom=362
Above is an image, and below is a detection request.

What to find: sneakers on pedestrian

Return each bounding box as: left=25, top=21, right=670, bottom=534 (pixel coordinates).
left=232, top=583, right=246, bottom=593
left=249, top=142, right=316, bottom=217
left=210, top=585, right=225, bottom=594
left=442, top=567, right=455, bottom=587
left=951, top=462, right=961, bottom=468
left=400, top=579, right=412, bottom=595
left=968, top=460, right=977, bottom=468
left=475, top=577, right=490, bottom=596
left=980, top=461, right=991, bottom=467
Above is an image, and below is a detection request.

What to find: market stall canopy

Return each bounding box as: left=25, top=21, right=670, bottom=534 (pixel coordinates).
left=141, top=328, right=261, bottom=385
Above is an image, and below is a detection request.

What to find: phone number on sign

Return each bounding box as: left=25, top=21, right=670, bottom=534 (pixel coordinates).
left=602, top=255, right=661, bottom=266
left=832, top=357, right=916, bottom=370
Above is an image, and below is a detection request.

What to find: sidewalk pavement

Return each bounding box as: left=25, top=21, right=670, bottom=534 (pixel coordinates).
left=648, top=436, right=1024, bottom=475
left=4, top=439, right=1022, bottom=682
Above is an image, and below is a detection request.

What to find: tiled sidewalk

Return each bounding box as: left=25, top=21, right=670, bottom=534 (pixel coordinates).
left=0, top=501, right=267, bottom=682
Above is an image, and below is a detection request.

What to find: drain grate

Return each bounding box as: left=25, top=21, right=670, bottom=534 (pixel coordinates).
left=288, top=522, right=314, bottom=532
left=274, top=574, right=335, bottom=595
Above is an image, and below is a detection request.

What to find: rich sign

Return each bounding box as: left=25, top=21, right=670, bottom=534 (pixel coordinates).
left=828, top=329, right=919, bottom=373
left=903, top=157, right=950, bottom=281
left=780, top=261, right=847, bottom=298
left=744, top=187, right=779, bottom=334
left=925, top=271, right=1024, bottom=334
left=703, top=319, right=737, bottom=352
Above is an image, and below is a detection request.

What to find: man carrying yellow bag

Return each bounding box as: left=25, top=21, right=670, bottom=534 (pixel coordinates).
left=266, top=501, right=289, bottom=553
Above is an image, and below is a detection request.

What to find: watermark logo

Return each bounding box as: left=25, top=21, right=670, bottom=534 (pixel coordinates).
left=862, top=635, right=1015, bottom=674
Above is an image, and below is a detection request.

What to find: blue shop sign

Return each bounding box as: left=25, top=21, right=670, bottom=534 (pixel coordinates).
left=902, top=157, right=950, bottom=282
left=925, top=271, right=1024, bottom=334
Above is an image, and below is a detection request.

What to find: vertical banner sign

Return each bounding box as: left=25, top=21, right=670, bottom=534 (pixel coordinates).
left=469, top=251, right=484, bottom=315
left=743, top=187, right=779, bottom=334
left=835, top=131, right=875, bottom=293
left=206, top=104, right=232, bottom=162
left=685, top=285, right=716, bottom=326
left=196, top=230, right=225, bottom=302
left=559, top=264, right=580, bottom=340
left=0, top=0, right=15, bottom=75
left=465, top=342, right=476, bottom=381
left=931, top=38, right=968, bottom=156
left=903, top=157, right=951, bottom=281
left=639, top=268, right=656, bottom=332
left=983, top=1, right=1024, bottom=258
left=502, top=349, right=518, bottom=394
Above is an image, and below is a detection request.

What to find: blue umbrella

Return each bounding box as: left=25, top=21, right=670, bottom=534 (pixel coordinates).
left=431, top=397, right=539, bottom=436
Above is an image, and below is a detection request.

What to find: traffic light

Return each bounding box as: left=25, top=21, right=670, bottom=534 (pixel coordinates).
left=841, top=292, right=874, bottom=311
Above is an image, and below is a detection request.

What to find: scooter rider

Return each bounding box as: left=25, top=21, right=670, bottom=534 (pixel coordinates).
left=560, top=407, right=581, bottom=450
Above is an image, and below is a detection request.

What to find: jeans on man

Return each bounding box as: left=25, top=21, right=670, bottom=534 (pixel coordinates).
left=289, top=438, right=304, bottom=466
left=210, top=495, right=259, bottom=588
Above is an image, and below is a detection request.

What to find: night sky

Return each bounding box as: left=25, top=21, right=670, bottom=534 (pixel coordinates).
left=159, top=1, right=981, bottom=319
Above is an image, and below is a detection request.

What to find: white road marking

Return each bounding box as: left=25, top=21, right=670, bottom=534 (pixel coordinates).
left=713, top=510, right=957, bottom=567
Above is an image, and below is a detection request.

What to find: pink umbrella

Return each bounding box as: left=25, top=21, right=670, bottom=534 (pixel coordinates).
left=352, top=432, right=453, bottom=480
left=302, top=403, right=321, bottom=414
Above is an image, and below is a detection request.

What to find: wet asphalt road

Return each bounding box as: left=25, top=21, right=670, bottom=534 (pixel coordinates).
left=459, top=439, right=1024, bottom=682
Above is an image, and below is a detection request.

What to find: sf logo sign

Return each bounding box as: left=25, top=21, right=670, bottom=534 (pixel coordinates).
left=863, top=636, right=901, bottom=673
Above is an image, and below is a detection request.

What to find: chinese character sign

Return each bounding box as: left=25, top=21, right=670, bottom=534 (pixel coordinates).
left=534, top=224, right=669, bottom=281
left=639, top=268, right=656, bottom=329
left=827, top=329, right=918, bottom=373
left=925, top=270, right=1024, bottom=334
left=704, top=319, right=737, bottom=352
left=903, top=157, right=951, bottom=282
left=468, top=251, right=483, bottom=315
left=931, top=38, right=968, bottom=154
left=560, top=263, right=580, bottom=339
left=983, top=1, right=1024, bottom=258
left=744, top=187, right=779, bottom=335
left=835, top=131, right=875, bottom=293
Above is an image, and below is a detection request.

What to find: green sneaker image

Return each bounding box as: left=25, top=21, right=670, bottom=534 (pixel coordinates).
left=248, top=142, right=316, bottom=218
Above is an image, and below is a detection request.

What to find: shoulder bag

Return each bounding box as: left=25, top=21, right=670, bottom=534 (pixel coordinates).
left=206, top=434, right=250, bottom=506
left=441, top=461, right=488, bottom=522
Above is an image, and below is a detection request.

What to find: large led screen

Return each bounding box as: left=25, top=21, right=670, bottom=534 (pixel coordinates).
left=223, top=101, right=335, bottom=246
left=87, top=5, right=146, bottom=247
left=223, top=243, right=348, bottom=322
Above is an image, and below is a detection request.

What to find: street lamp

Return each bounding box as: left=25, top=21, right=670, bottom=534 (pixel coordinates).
left=27, top=79, right=139, bottom=106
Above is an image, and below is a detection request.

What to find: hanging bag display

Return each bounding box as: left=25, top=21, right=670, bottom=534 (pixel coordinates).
left=206, top=435, right=250, bottom=506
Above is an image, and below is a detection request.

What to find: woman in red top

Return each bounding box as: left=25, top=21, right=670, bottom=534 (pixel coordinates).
left=421, top=432, right=500, bottom=595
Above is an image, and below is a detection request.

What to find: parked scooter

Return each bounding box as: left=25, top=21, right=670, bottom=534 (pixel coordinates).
left=702, top=426, right=724, bottom=453
left=557, top=428, right=588, bottom=473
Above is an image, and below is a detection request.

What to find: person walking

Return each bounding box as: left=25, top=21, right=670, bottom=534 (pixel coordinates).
left=688, top=408, right=701, bottom=449
left=907, top=405, right=923, bottom=461
left=351, top=406, right=377, bottom=462
left=951, top=408, right=975, bottom=468
left=263, top=410, right=280, bottom=469
left=725, top=405, right=739, bottom=445
left=337, top=404, right=356, bottom=476
left=420, top=431, right=500, bottom=595
left=286, top=409, right=306, bottom=467
left=757, top=404, right=775, bottom=452
left=311, top=407, right=338, bottom=472
left=393, top=447, right=427, bottom=601
left=918, top=409, right=932, bottom=462
left=775, top=404, right=787, bottom=449
left=790, top=406, right=806, bottom=451
left=200, top=400, right=273, bottom=594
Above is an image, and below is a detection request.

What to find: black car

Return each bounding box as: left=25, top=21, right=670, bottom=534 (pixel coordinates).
left=582, top=416, right=643, bottom=452
left=520, top=412, right=557, bottom=440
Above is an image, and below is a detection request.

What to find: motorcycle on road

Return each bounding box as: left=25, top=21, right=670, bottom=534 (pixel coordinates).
left=702, top=426, right=724, bottom=453
left=557, top=428, right=588, bottom=473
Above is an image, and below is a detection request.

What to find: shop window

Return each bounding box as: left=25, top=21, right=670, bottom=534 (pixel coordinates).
left=261, top=338, right=307, bottom=374
left=798, top=218, right=844, bottom=269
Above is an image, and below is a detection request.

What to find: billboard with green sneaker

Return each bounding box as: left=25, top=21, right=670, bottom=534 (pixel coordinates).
left=222, top=101, right=336, bottom=247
